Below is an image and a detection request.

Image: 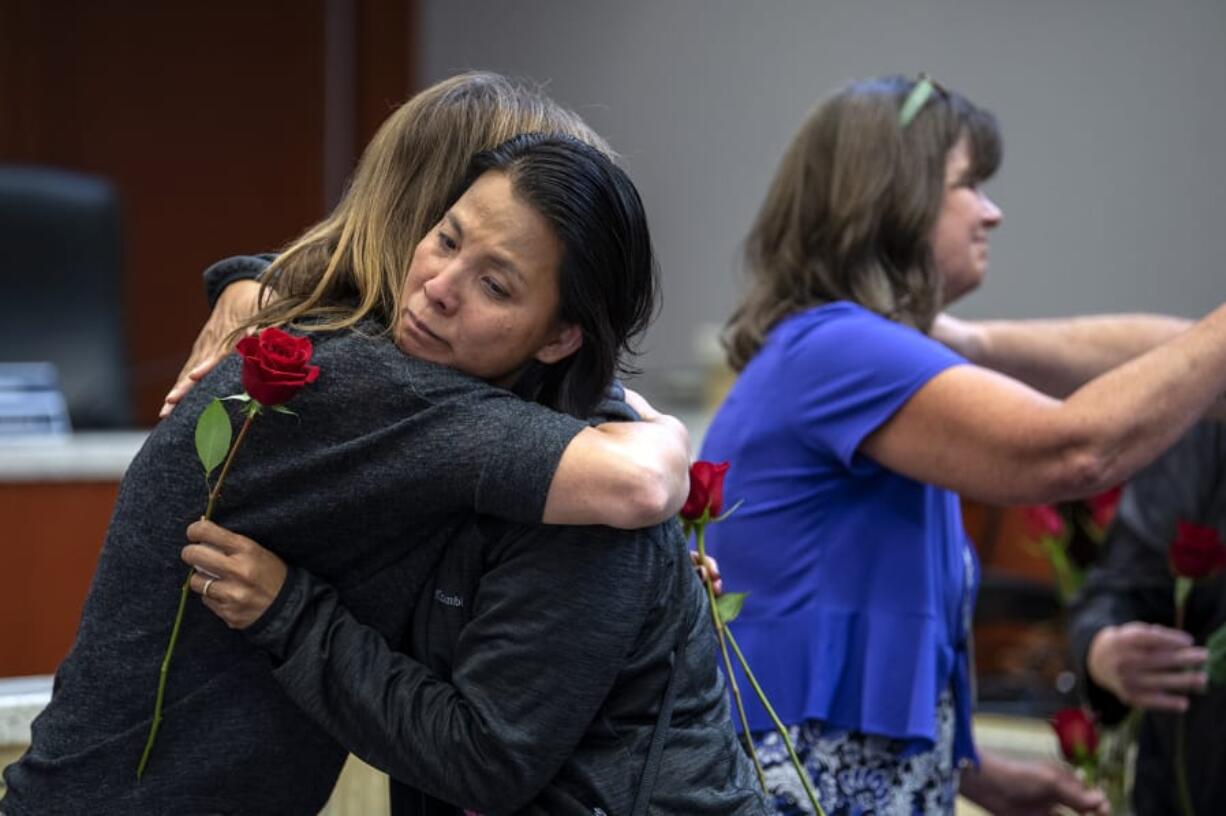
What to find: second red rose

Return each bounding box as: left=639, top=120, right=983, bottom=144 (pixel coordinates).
left=681, top=460, right=730, bottom=522
left=1169, top=520, right=1226, bottom=580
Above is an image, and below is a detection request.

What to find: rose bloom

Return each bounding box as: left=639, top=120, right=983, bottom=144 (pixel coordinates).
left=1021, top=504, right=1065, bottom=540
left=235, top=327, right=321, bottom=407
left=1050, top=707, right=1099, bottom=765
left=681, top=461, right=730, bottom=522
left=1085, top=485, right=1124, bottom=531
left=1169, top=520, right=1226, bottom=580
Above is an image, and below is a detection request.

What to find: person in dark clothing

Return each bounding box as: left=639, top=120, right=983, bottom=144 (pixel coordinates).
left=1070, top=421, right=1226, bottom=816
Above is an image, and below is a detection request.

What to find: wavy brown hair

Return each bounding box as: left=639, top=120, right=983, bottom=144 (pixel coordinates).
left=723, top=75, right=1001, bottom=371
left=239, top=71, right=611, bottom=337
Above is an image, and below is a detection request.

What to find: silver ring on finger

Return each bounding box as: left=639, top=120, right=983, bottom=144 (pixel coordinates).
left=202, top=576, right=217, bottom=600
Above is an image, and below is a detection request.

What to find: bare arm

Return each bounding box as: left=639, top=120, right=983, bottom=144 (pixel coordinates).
left=544, top=388, right=690, bottom=529
left=932, top=311, right=1192, bottom=397
left=863, top=301, right=1226, bottom=505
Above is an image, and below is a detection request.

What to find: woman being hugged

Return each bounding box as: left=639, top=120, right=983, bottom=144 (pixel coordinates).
left=703, top=74, right=1226, bottom=815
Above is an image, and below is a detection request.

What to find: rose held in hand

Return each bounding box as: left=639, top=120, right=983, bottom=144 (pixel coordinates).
left=236, top=326, right=320, bottom=407
left=1051, top=708, right=1099, bottom=765
left=139, top=325, right=319, bottom=780
left=681, top=460, right=730, bottom=522
left=1169, top=520, right=1226, bottom=580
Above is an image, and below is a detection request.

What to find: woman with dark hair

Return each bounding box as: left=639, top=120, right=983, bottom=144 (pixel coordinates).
left=2, top=80, right=764, bottom=813
left=702, top=74, right=1226, bottom=815
left=429, top=132, right=658, bottom=417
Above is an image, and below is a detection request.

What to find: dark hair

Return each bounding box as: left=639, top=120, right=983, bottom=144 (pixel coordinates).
left=723, top=74, right=1002, bottom=370
left=456, top=133, right=659, bottom=418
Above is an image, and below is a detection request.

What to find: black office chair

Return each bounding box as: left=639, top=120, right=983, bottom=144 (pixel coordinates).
left=0, top=165, right=132, bottom=429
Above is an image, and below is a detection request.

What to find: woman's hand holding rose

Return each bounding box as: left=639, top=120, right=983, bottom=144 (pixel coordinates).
left=182, top=519, right=288, bottom=629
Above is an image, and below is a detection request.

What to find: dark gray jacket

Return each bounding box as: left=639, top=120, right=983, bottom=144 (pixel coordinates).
left=1, top=326, right=583, bottom=815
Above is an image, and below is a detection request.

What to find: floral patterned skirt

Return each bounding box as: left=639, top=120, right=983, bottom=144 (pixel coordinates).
left=751, top=690, right=959, bottom=816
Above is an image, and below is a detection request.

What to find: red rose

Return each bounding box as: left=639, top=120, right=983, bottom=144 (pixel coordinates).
left=1169, top=520, right=1226, bottom=580
left=681, top=461, right=730, bottom=522
left=1086, top=485, right=1124, bottom=531
left=1050, top=707, right=1099, bottom=765
left=235, top=327, right=320, bottom=407
left=1021, top=505, right=1065, bottom=540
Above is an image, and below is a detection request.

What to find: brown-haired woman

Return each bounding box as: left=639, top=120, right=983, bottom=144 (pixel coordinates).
left=702, top=74, right=1226, bottom=815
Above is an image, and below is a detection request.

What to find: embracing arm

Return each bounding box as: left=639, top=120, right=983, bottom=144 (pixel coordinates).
left=183, top=520, right=655, bottom=812
left=161, top=254, right=276, bottom=417
left=545, top=388, right=690, bottom=528
left=863, top=301, right=1226, bottom=505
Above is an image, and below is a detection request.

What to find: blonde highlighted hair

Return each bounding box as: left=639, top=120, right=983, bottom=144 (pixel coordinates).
left=241, top=71, right=611, bottom=337
left=723, top=75, right=1001, bottom=371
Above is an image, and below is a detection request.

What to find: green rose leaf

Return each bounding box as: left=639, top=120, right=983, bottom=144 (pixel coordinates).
left=1207, top=622, right=1226, bottom=687
left=194, top=398, right=232, bottom=477
left=715, top=591, right=747, bottom=624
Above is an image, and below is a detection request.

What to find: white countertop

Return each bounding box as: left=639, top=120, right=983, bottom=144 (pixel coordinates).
left=0, top=676, right=51, bottom=745
left=0, top=431, right=148, bottom=482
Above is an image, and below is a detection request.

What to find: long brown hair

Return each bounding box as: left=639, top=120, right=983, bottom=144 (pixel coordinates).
left=723, top=75, right=1001, bottom=371
left=239, top=71, right=611, bottom=337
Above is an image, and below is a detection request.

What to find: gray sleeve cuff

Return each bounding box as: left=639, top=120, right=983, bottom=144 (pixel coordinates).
left=203, top=253, right=277, bottom=309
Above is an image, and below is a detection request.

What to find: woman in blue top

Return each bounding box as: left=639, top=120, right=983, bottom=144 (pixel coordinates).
left=702, top=74, right=1226, bottom=815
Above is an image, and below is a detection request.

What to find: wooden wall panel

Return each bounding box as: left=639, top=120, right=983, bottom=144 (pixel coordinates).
left=0, top=483, right=119, bottom=677
left=0, top=0, right=415, bottom=425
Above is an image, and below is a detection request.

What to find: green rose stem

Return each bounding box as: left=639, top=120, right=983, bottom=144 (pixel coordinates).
left=694, top=523, right=766, bottom=791
left=137, top=405, right=260, bottom=780
left=693, top=520, right=826, bottom=816
left=1173, top=576, right=1195, bottom=816
left=1039, top=535, right=1081, bottom=604
left=724, top=628, right=824, bottom=815
left=1078, top=744, right=1098, bottom=788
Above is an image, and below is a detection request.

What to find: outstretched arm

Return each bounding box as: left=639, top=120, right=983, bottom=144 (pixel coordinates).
left=931, top=311, right=1192, bottom=397
left=862, top=301, right=1226, bottom=505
